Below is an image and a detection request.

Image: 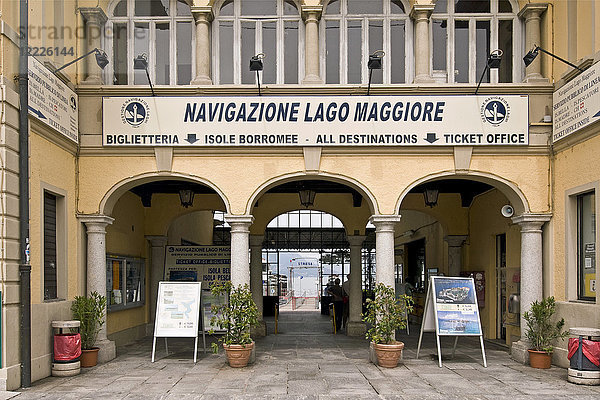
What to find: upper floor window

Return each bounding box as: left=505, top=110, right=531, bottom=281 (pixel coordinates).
left=322, top=0, right=411, bottom=84
left=107, top=0, right=194, bottom=85
left=213, top=0, right=303, bottom=85
left=431, top=0, right=518, bottom=83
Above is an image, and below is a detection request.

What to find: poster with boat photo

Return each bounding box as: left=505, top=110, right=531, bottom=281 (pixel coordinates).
left=433, top=277, right=482, bottom=336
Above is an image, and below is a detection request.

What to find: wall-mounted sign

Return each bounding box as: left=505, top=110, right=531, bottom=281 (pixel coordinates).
left=103, top=95, right=529, bottom=147
left=28, top=57, right=78, bottom=143
left=164, top=246, right=230, bottom=289
left=553, top=61, right=600, bottom=142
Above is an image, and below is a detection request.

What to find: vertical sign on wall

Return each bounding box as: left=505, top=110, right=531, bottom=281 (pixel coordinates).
left=416, top=276, right=487, bottom=368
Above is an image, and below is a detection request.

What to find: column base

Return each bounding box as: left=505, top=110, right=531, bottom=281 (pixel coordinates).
left=251, top=320, right=267, bottom=337
left=510, top=339, right=530, bottom=364
left=96, top=339, right=117, bottom=364
left=190, top=76, right=213, bottom=85
left=346, top=321, right=367, bottom=337
left=302, top=74, right=324, bottom=84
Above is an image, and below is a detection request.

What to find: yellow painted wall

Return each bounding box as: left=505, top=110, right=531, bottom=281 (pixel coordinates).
left=168, top=210, right=215, bottom=245
left=29, top=131, right=78, bottom=303
left=105, top=191, right=149, bottom=335
left=466, top=189, right=521, bottom=342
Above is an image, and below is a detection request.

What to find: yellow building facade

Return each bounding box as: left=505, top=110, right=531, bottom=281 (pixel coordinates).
left=0, top=0, right=598, bottom=390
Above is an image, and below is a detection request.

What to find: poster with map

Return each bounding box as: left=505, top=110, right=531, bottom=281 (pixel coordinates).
left=433, top=277, right=482, bottom=336
left=154, top=282, right=201, bottom=338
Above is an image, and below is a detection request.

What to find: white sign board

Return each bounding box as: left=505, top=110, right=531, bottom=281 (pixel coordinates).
left=553, top=61, right=600, bottom=142
left=103, top=95, right=529, bottom=146
left=28, top=57, right=78, bottom=143
left=164, top=246, right=230, bottom=288
left=154, top=281, right=201, bottom=338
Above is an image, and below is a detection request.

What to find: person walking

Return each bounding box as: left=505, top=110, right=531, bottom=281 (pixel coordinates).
left=327, top=278, right=344, bottom=333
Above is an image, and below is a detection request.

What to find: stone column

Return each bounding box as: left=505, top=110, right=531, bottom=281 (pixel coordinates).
left=510, top=213, right=551, bottom=364
left=518, top=3, right=549, bottom=83
left=445, top=235, right=467, bottom=276
left=410, top=4, right=435, bottom=83
left=79, top=214, right=115, bottom=363
left=301, top=5, right=323, bottom=84
left=347, top=235, right=366, bottom=337
left=78, top=7, right=107, bottom=85
left=369, top=216, right=402, bottom=289
left=250, top=234, right=266, bottom=336
left=146, top=235, right=168, bottom=335
left=191, top=6, right=213, bottom=85
left=224, top=215, right=254, bottom=288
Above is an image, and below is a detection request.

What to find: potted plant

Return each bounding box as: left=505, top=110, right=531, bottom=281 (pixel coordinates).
left=71, top=291, right=106, bottom=367
left=523, top=296, right=568, bottom=369
left=209, top=282, right=260, bottom=367
left=363, top=283, right=413, bottom=368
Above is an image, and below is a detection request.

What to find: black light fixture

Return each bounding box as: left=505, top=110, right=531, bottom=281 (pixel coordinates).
left=249, top=53, right=265, bottom=96
left=367, top=50, right=385, bottom=96
left=54, top=48, right=109, bottom=73
left=523, top=45, right=585, bottom=72
left=178, top=189, right=194, bottom=208
left=423, top=188, right=439, bottom=208
left=298, top=188, right=316, bottom=208
left=474, top=49, right=503, bottom=95
left=133, top=53, right=156, bottom=96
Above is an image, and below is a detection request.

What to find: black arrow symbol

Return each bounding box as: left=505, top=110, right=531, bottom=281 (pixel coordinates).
left=186, top=134, right=199, bottom=144
left=424, top=133, right=438, bottom=143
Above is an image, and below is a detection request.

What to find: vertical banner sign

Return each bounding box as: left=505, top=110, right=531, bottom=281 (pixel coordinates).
left=164, top=246, right=231, bottom=288
left=152, top=281, right=202, bottom=362
left=417, top=276, right=487, bottom=368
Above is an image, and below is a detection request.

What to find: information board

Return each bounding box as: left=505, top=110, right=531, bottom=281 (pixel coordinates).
left=154, top=281, right=201, bottom=338
left=164, top=246, right=231, bottom=288
left=417, top=276, right=486, bottom=368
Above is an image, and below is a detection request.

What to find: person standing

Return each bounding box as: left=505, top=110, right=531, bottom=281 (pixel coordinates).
left=327, top=278, right=344, bottom=333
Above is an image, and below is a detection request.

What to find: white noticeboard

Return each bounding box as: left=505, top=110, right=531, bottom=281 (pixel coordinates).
left=152, top=281, right=202, bottom=362
left=28, top=56, right=79, bottom=143
left=416, top=276, right=487, bottom=368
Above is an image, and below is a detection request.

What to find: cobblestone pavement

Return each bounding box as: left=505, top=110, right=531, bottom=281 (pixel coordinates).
left=13, top=310, right=600, bottom=400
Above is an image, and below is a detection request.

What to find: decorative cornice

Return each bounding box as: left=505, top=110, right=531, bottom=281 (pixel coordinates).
left=78, top=7, right=108, bottom=25
left=224, top=214, right=255, bottom=229
left=190, top=6, right=214, bottom=22
left=347, top=235, right=366, bottom=247
left=410, top=4, right=435, bottom=20
left=369, top=215, right=402, bottom=229
left=512, top=213, right=552, bottom=229
left=78, top=214, right=115, bottom=231
left=301, top=5, right=323, bottom=21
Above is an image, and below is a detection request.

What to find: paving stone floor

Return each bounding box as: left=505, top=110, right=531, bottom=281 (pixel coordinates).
left=13, top=310, right=600, bottom=399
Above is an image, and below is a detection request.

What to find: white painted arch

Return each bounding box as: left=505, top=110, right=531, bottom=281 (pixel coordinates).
left=246, top=171, right=379, bottom=215
left=395, top=170, right=531, bottom=215
left=99, top=172, right=231, bottom=216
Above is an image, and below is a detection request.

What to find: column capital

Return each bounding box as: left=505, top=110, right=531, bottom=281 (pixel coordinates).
left=444, top=235, right=468, bottom=247
left=224, top=215, right=254, bottom=231
left=78, top=214, right=114, bottom=232
left=347, top=235, right=366, bottom=247
left=78, top=7, right=108, bottom=25
left=410, top=4, right=435, bottom=20
left=369, top=215, right=402, bottom=231
left=146, top=235, right=168, bottom=247
left=517, top=3, right=548, bottom=20
left=512, top=213, right=552, bottom=231
left=249, top=234, right=264, bottom=248
left=191, top=6, right=214, bottom=22
left=301, top=5, right=323, bottom=22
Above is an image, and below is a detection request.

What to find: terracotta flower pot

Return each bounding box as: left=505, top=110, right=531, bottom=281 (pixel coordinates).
left=224, top=342, right=254, bottom=368
left=80, top=348, right=99, bottom=368
left=373, top=341, right=404, bottom=368
left=528, top=349, right=552, bottom=369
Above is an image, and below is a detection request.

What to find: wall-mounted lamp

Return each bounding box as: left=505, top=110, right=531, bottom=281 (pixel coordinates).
left=133, top=53, right=155, bottom=96
left=54, top=48, right=109, bottom=73
left=179, top=189, right=194, bottom=208
left=423, top=188, right=439, bottom=208
left=249, top=53, right=265, bottom=96
left=298, top=189, right=316, bottom=208
left=523, top=45, right=585, bottom=73
left=474, top=49, right=503, bottom=95
left=367, top=50, right=385, bottom=96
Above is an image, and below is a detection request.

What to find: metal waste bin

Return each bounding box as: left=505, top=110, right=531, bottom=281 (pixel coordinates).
left=567, top=327, right=600, bottom=385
